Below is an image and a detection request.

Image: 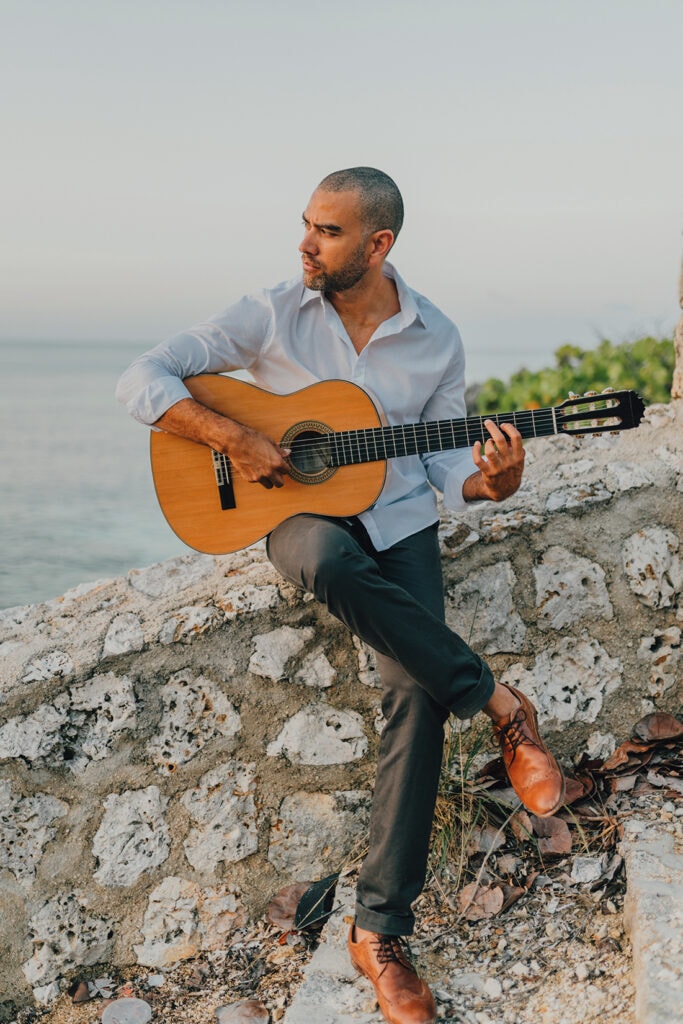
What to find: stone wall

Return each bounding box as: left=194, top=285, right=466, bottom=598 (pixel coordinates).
left=1, top=394, right=682, bottom=1018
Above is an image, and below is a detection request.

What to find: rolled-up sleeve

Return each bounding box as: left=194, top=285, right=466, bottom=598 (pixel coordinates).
left=115, top=293, right=271, bottom=425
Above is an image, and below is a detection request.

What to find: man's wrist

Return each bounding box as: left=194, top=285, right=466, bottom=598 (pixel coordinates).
left=462, top=470, right=490, bottom=503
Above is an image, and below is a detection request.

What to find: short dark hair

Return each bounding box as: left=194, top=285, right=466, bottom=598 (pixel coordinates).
left=317, top=166, right=404, bottom=241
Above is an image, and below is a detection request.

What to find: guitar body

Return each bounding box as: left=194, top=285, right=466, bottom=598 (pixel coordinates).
left=150, top=376, right=387, bottom=553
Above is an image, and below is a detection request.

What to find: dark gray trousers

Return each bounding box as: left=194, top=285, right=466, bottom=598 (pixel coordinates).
left=266, top=514, right=495, bottom=935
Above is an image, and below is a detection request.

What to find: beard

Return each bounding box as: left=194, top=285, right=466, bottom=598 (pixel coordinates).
left=303, top=240, right=370, bottom=293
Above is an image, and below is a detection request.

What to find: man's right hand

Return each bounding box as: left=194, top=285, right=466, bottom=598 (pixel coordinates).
left=154, top=397, right=291, bottom=489
left=226, top=422, right=291, bottom=489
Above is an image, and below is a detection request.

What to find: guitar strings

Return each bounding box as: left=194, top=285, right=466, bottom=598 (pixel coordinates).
left=210, top=398, right=626, bottom=472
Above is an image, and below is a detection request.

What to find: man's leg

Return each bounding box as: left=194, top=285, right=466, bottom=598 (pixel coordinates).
left=267, top=515, right=494, bottom=719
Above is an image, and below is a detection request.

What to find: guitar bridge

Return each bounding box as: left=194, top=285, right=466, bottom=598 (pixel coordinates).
left=212, top=450, right=236, bottom=510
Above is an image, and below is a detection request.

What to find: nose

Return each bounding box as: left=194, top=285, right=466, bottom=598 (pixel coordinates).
left=299, top=226, right=318, bottom=255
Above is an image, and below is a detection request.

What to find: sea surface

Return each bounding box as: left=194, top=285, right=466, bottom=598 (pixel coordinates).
left=0, top=338, right=188, bottom=610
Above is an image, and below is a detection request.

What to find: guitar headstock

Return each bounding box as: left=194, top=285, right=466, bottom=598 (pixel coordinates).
left=555, top=389, right=646, bottom=435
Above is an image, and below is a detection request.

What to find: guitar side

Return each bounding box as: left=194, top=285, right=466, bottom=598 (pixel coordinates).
left=150, top=376, right=388, bottom=554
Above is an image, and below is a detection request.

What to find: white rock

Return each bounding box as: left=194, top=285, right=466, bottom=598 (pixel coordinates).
left=622, top=526, right=683, bottom=609
left=128, top=554, right=216, bottom=598
left=294, top=649, right=337, bottom=688
left=502, top=636, right=622, bottom=727
left=149, top=670, right=241, bottom=774
left=66, top=672, right=137, bottom=767
left=217, top=583, right=280, bottom=619
left=353, top=637, right=381, bottom=688
left=570, top=856, right=604, bottom=884
left=0, top=703, right=67, bottom=761
left=545, top=481, right=612, bottom=512
left=479, top=509, right=545, bottom=543
left=446, top=561, right=526, bottom=654
left=134, top=876, right=200, bottom=967
left=134, top=877, right=245, bottom=966
left=584, top=731, right=616, bottom=761
left=0, top=781, right=68, bottom=882
left=22, top=650, right=74, bottom=683
left=267, top=790, right=371, bottom=876
left=92, top=787, right=170, bottom=887
left=181, top=761, right=258, bottom=870
left=638, top=626, right=681, bottom=696
left=534, top=546, right=612, bottom=630
left=605, top=461, right=654, bottom=492
left=249, top=625, right=314, bottom=680
left=22, top=893, right=115, bottom=993
left=158, top=605, right=218, bottom=644
left=103, top=613, right=144, bottom=657
left=266, top=704, right=367, bottom=765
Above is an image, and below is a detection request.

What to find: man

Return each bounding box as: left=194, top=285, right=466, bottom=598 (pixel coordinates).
left=117, top=167, right=564, bottom=1024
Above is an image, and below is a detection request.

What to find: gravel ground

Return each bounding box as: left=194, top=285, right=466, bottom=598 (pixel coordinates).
left=11, top=744, right=682, bottom=1024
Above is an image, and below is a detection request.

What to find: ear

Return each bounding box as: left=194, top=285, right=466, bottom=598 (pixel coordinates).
left=368, top=229, right=395, bottom=261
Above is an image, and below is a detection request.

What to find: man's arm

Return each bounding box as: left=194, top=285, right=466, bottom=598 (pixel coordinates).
left=154, top=399, right=291, bottom=489
left=462, top=419, right=525, bottom=502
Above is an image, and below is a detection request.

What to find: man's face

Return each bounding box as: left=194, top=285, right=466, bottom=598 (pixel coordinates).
left=299, top=188, right=371, bottom=293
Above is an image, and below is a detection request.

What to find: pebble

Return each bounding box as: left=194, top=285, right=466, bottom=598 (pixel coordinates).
left=101, top=998, right=152, bottom=1024
left=575, top=963, right=590, bottom=981
left=483, top=977, right=503, bottom=998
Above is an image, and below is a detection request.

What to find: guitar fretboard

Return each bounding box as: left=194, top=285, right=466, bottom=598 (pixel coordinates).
left=328, top=408, right=557, bottom=467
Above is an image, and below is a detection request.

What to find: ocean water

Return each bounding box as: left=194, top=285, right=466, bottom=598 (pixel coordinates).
left=0, top=338, right=187, bottom=610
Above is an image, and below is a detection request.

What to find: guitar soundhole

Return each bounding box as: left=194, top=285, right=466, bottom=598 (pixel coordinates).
left=282, top=421, right=337, bottom=485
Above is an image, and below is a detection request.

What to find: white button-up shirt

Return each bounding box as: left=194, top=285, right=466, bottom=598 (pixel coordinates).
left=116, top=263, right=476, bottom=551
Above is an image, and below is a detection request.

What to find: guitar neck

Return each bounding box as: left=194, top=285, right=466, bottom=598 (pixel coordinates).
left=330, top=407, right=557, bottom=466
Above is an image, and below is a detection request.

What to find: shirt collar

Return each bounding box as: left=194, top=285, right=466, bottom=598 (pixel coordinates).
left=298, top=262, right=426, bottom=330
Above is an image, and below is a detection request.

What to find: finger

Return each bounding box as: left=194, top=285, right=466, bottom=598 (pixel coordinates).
left=483, top=419, right=508, bottom=446
left=499, top=422, right=524, bottom=456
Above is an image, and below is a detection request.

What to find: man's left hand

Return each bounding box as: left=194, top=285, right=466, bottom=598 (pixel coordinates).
left=463, top=420, right=525, bottom=502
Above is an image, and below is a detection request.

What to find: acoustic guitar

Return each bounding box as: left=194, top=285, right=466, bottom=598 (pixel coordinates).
left=150, top=375, right=645, bottom=554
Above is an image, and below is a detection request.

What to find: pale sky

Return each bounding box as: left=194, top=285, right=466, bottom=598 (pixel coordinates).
left=2, top=0, right=682, bottom=382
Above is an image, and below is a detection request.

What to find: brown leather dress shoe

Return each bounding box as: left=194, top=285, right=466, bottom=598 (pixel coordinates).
left=347, top=927, right=436, bottom=1024
left=492, top=685, right=565, bottom=818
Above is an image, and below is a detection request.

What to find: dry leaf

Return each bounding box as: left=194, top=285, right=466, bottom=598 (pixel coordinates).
left=530, top=815, right=572, bottom=855
left=458, top=882, right=504, bottom=921
left=600, top=740, right=653, bottom=774
left=466, top=825, right=506, bottom=856
left=632, top=712, right=683, bottom=744
left=266, top=882, right=309, bottom=932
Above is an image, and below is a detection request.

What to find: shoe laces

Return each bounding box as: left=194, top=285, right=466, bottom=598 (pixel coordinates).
left=495, top=707, right=542, bottom=764
left=372, top=934, right=416, bottom=973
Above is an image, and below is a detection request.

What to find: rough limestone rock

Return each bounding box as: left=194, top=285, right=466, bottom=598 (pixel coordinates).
left=294, top=649, right=337, bottom=688
left=149, top=669, right=241, bottom=774
left=502, top=636, right=623, bottom=728
left=249, top=626, right=315, bottom=680
left=92, top=787, right=170, bottom=887
left=22, top=893, right=115, bottom=1004
left=134, top=876, right=245, bottom=967
left=638, top=626, right=682, bottom=697
left=268, top=790, right=371, bottom=877
left=0, top=782, right=68, bottom=883
left=266, top=704, right=368, bottom=765
left=446, top=561, right=526, bottom=654
left=181, top=761, right=258, bottom=870
left=622, top=526, right=683, bottom=609
left=534, top=546, right=612, bottom=630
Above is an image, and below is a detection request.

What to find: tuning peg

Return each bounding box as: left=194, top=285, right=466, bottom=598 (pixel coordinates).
left=602, top=387, right=615, bottom=394
left=568, top=391, right=580, bottom=400
left=583, top=390, right=598, bottom=398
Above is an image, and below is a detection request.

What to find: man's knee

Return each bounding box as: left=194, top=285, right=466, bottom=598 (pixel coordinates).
left=268, top=516, right=369, bottom=600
